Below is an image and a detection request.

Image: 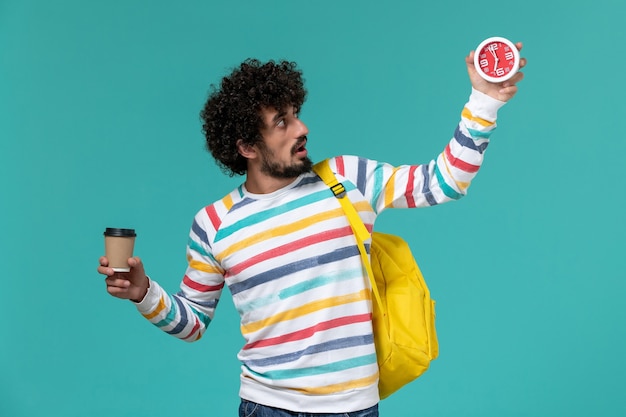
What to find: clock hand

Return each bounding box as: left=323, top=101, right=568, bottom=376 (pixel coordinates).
left=488, top=45, right=499, bottom=72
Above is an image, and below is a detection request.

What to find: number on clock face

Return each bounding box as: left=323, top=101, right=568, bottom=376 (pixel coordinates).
left=473, top=37, right=520, bottom=83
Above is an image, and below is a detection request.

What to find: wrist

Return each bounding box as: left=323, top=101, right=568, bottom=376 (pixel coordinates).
left=131, top=277, right=150, bottom=303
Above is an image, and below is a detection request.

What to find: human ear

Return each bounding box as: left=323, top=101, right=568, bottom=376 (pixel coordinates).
left=236, top=139, right=257, bottom=159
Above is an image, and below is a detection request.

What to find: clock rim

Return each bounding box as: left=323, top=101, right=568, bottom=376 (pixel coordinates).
left=473, top=36, right=520, bottom=83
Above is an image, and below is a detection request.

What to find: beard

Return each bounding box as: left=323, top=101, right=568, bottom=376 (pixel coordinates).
left=257, top=139, right=313, bottom=179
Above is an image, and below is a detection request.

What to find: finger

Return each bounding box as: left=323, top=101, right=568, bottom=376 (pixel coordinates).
left=515, top=42, right=523, bottom=51
left=509, top=71, right=525, bottom=85
left=99, top=256, right=109, bottom=267
left=127, top=256, right=144, bottom=272
left=128, top=256, right=140, bottom=266
left=107, top=285, right=131, bottom=298
left=98, top=265, right=115, bottom=276
left=498, top=85, right=518, bottom=98
left=105, top=277, right=132, bottom=288
left=517, top=57, right=528, bottom=71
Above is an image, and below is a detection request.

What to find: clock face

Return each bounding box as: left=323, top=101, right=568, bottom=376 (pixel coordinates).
left=474, top=37, right=520, bottom=83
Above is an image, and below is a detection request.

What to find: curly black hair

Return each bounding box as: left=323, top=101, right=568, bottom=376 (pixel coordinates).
left=200, top=59, right=307, bottom=176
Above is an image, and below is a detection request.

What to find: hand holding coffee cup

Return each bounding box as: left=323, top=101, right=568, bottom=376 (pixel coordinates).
left=100, top=228, right=149, bottom=302
left=103, top=228, right=136, bottom=272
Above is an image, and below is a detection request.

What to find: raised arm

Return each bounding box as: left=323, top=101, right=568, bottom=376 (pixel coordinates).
left=334, top=42, right=526, bottom=213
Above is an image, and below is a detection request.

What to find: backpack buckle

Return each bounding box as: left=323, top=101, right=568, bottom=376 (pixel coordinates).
left=331, top=183, right=346, bottom=198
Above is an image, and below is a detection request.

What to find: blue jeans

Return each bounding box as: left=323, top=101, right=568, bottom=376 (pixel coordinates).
left=238, top=399, right=379, bottom=417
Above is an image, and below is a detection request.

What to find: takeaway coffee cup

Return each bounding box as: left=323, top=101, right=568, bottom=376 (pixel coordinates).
left=103, top=228, right=136, bottom=272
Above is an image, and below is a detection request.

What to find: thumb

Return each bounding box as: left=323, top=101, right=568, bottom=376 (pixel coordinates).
left=127, top=256, right=145, bottom=272
left=126, top=256, right=149, bottom=302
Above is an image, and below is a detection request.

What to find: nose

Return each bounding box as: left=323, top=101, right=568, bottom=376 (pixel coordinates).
left=296, top=118, right=309, bottom=137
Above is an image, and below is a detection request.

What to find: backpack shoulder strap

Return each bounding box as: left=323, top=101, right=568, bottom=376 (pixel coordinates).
left=313, top=159, right=385, bottom=313
left=313, top=159, right=370, bottom=242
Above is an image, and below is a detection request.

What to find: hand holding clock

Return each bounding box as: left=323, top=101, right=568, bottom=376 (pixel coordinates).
left=466, top=38, right=526, bottom=103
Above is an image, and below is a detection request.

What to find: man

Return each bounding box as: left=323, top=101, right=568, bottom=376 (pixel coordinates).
left=99, top=46, right=526, bottom=416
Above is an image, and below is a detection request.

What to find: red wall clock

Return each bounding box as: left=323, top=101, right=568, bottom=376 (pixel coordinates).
left=474, top=37, right=520, bottom=83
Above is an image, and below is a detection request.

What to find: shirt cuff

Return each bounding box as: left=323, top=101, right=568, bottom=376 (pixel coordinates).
left=467, top=88, right=506, bottom=123
left=132, top=277, right=161, bottom=314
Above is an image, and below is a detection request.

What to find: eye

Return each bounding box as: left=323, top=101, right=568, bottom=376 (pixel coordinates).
left=276, top=118, right=285, bottom=127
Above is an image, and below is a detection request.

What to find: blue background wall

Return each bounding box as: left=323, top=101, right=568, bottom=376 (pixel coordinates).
left=1, top=0, right=625, bottom=416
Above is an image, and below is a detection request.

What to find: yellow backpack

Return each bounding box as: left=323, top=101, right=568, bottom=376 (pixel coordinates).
left=314, top=160, right=439, bottom=399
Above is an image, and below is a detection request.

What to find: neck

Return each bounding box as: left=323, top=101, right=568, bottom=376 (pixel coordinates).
left=244, top=171, right=299, bottom=194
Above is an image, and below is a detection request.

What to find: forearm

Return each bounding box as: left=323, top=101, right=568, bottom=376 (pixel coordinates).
left=371, top=88, right=506, bottom=211
left=430, top=88, right=505, bottom=201
left=134, top=278, right=212, bottom=342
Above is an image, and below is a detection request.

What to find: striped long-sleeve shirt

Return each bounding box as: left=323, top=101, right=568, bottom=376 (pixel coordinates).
left=134, top=89, right=505, bottom=413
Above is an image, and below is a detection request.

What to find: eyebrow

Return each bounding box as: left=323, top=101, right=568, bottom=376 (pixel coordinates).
left=271, top=109, right=287, bottom=123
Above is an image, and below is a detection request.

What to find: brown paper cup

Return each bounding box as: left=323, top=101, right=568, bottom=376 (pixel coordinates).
left=104, top=228, right=136, bottom=272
